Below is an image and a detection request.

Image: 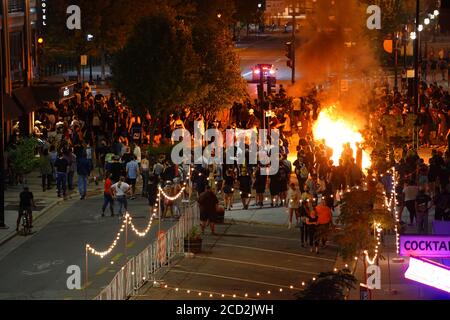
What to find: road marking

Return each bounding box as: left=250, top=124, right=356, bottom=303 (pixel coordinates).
left=195, top=256, right=317, bottom=274
left=127, top=241, right=135, bottom=249
left=231, top=233, right=300, bottom=242
left=112, top=253, right=123, bottom=262
left=211, top=243, right=336, bottom=262
left=96, top=267, right=108, bottom=276
left=170, top=269, right=304, bottom=289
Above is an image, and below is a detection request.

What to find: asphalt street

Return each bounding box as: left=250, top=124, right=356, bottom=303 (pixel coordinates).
left=0, top=196, right=174, bottom=300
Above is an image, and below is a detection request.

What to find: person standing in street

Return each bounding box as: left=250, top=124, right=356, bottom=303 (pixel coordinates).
left=102, top=173, right=115, bottom=217
left=403, top=180, right=419, bottom=226
left=315, top=199, right=333, bottom=247
left=415, top=188, right=432, bottom=234
left=140, top=155, right=150, bottom=197
left=77, top=151, right=91, bottom=200
left=126, top=155, right=140, bottom=200
left=298, top=201, right=310, bottom=248
left=306, top=207, right=320, bottom=254
left=198, top=185, right=219, bottom=235
left=287, top=183, right=301, bottom=229
left=39, top=149, right=53, bottom=192
left=64, top=149, right=77, bottom=191
left=111, top=177, right=131, bottom=217
left=54, top=153, right=69, bottom=198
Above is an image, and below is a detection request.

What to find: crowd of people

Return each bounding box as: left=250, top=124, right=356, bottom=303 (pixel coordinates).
left=9, top=74, right=450, bottom=242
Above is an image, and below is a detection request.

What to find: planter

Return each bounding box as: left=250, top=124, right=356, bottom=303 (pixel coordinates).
left=184, top=238, right=202, bottom=253
left=184, top=238, right=202, bottom=254
left=215, top=206, right=225, bottom=224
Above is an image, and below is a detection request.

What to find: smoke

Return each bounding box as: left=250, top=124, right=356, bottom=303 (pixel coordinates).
left=288, top=0, right=380, bottom=127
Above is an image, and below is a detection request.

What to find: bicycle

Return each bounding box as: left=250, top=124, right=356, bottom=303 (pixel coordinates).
left=19, top=207, right=32, bottom=236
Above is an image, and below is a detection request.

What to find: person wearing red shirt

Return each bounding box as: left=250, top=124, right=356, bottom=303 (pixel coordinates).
left=102, top=173, right=115, bottom=217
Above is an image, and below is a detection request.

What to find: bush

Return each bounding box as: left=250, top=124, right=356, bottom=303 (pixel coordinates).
left=147, top=144, right=173, bottom=161
left=7, top=137, right=40, bottom=175
left=185, top=226, right=202, bottom=241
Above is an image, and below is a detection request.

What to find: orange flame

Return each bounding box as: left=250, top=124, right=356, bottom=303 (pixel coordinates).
left=313, top=106, right=371, bottom=170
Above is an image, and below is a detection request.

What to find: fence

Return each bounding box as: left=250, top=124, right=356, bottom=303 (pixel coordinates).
left=93, top=203, right=199, bottom=300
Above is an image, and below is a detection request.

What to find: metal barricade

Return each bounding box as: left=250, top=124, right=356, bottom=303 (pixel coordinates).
left=93, top=203, right=198, bottom=300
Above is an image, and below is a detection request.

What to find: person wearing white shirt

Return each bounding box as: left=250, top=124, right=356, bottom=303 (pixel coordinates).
left=111, top=177, right=131, bottom=217
left=133, top=144, right=142, bottom=163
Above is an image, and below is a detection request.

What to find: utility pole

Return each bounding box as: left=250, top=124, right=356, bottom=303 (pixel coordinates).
left=394, top=34, right=399, bottom=93
left=291, top=14, right=296, bottom=84
left=414, top=0, right=420, bottom=115
left=0, top=0, right=11, bottom=229
left=414, top=0, right=420, bottom=150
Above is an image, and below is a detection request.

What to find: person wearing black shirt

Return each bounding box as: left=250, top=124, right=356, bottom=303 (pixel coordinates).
left=198, top=186, right=219, bottom=235
left=109, top=156, right=124, bottom=184
left=16, top=187, right=35, bottom=231
left=54, top=155, right=69, bottom=198
left=306, top=209, right=319, bottom=254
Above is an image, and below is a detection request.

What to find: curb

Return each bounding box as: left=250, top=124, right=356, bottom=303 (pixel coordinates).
left=0, top=187, right=103, bottom=247
left=0, top=198, right=61, bottom=247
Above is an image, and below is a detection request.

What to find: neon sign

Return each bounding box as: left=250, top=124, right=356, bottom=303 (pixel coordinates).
left=405, top=257, right=450, bottom=294
left=400, top=235, right=450, bottom=258
left=41, top=0, right=47, bottom=27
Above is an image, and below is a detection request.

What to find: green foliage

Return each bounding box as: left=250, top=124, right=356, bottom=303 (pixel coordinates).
left=112, top=11, right=200, bottom=116
left=186, top=226, right=202, bottom=240
left=7, top=138, right=40, bottom=175
left=147, top=144, right=173, bottom=160
left=188, top=1, right=247, bottom=122
left=295, top=269, right=357, bottom=300
left=335, top=189, right=395, bottom=261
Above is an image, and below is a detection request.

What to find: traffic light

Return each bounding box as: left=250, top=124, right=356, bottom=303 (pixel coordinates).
left=267, top=77, right=276, bottom=95
left=285, top=41, right=293, bottom=68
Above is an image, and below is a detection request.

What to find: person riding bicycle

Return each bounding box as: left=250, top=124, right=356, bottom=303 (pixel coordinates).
left=16, top=186, right=36, bottom=232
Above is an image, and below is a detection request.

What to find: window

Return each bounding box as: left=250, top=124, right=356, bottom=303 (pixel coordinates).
left=10, top=31, right=24, bottom=88
left=8, top=0, right=25, bottom=13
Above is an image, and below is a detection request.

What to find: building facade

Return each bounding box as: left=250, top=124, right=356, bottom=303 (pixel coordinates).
left=1, top=0, right=39, bottom=141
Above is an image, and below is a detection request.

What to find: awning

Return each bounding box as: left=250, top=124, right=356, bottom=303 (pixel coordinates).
left=12, top=87, right=43, bottom=113
left=32, top=81, right=77, bottom=103
left=2, top=94, right=23, bottom=120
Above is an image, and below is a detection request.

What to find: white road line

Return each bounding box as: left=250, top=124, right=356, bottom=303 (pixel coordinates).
left=210, top=243, right=336, bottom=262
left=195, top=256, right=317, bottom=274
left=170, top=269, right=302, bottom=289
left=232, top=233, right=301, bottom=242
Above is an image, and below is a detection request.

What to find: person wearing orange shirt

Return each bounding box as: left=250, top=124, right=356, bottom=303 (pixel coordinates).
left=315, top=199, right=333, bottom=247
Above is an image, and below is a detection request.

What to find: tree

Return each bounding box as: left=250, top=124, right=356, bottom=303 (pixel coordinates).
left=295, top=269, right=357, bottom=300
left=188, top=0, right=247, bottom=125
left=111, top=10, right=199, bottom=145
left=46, top=0, right=166, bottom=79
left=335, top=189, right=395, bottom=262
left=6, top=138, right=40, bottom=184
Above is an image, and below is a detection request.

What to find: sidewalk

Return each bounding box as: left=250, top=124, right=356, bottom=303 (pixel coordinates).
left=0, top=171, right=103, bottom=246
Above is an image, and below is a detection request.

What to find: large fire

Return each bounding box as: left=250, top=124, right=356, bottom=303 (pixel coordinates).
left=313, top=106, right=371, bottom=170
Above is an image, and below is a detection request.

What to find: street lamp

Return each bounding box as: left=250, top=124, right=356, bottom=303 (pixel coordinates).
left=217, top=13, right=222, bottom=19
left=424, top=18, right=430, bottom=25
left=434, top=9, right=439, bottom=16
left=410, top=31, right=417, bottom=40
left=86, top=34, right=94, bottom=84
left=418, top=24, right=423, bottom=32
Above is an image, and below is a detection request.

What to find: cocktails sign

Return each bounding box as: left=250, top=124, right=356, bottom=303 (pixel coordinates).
left=399, top=235, right=450, bottom=258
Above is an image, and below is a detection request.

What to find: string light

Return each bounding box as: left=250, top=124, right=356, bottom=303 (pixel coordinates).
left=158, top=186, right=186, bottom=201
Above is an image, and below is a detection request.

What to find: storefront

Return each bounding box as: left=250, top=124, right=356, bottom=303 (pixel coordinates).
left=6, top=81, right=77, bottom=141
